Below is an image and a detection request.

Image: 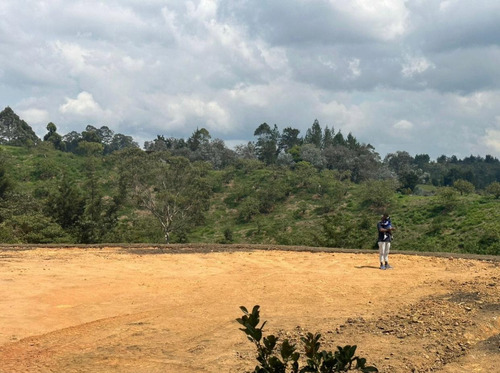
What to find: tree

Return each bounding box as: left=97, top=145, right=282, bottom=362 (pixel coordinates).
left=453, top=179, right=475, bottom=195
left=436, top=187, right=459, bottom=212
left=108, top=133, right=139, bottom=153
left=97, top=126, right=114, bottom=147
left=0, top=151, right=11, bottom=200
left=384, top=151, right=414, bottom=175
left=323, top=145, right=355, bottom=174
left=358, top=179, right=398, bottom=210
left=322, top=126, right=334, bottom=149
left=187, top=127, right=211, bottom=151
left=332, top=131, right=346, bottom=146
left=485, top=181, right=500, bottom=199
left=62, top=131, right=82, bottom=153
left=193, top=138, right=236, bottom=169
left=304, top=119, right=322, bottom=148
left=126, top=152, right=212, bottom=243
left=235, top=142, right=258, bottom=159
left=45, top=173, right=85, bottom=231
left=81, top=125, right=102, bottom=143
left=300, top=144, right=325, bottom=169
left=399, top=170, right=420, bottom=193
left=346, top=132, right=360, bottom=150
left=0, top=107, right=40, bottom=146
left=279, top=127, right=302, bottom=153
left=254, top=123, right=280, bottom=165
left=76, top=141, right=104, bottom=156
left=43, top=122, right=65, bottom=151
left=414, top=154, right=430, bottom=169
left=144, top=135, right=170, bottom=152
left=78, top=157, right=117, bottom=243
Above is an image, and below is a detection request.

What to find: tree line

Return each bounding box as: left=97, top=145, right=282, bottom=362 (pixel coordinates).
left=47, top=118, right=500, bottom=191
left=2, top=106, right=499, bottom=191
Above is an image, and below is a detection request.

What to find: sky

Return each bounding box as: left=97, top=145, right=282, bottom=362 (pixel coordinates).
left=1, top=0, right=500, bottom=160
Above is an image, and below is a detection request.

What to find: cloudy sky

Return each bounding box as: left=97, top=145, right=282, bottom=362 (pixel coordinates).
left=1, top=0, right=500, bottom=159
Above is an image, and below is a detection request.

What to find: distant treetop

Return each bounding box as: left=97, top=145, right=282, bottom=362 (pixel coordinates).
left=0, top=107, right=40, bottom=147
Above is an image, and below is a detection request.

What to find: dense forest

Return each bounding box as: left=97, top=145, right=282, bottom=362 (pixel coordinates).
left=0, top=106, right=499, bottom=254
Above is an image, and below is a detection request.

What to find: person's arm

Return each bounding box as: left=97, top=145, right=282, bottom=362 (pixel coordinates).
left=378, top=223, right=394, bottom=232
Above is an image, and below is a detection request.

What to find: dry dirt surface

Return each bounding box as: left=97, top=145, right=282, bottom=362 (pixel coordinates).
left=0, top=245, right=498, bottom=373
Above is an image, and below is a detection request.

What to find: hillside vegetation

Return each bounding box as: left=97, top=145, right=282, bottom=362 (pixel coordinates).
left=0, top=106, right=499, bottom=254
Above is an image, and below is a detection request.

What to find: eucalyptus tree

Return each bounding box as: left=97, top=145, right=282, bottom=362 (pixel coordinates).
left=322, top=126, right=334, bottom=149
left=304, top=119, right=322, bottom=148
left=123, top=151, right=212, bottom=243
left=43, top=122, right=65, bottom=151
left=187, top=127, right=211, bottom=151
left=254, top=123, right=280, bottom=164
left=279, top=126, right=302, bottom=153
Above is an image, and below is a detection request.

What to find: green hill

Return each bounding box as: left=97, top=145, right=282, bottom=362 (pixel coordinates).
left=0, top=135, right=498, bottom=255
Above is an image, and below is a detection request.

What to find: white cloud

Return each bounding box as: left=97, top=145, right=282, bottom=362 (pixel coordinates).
left=332, top=0, right=409, bottom=40
left=481, top=117, right=500, bottom=154
left=348, top=58, right=361, bottom=79
left=1, top=0, right=500, bottom=159
left=401, top=54, right=434, bottom=78
left=122, top=56, right=144, bottom=72
left=146, top=93, right=231, bottom=133
left=18, top=108, right=49, bottom=125
left=483, top=128, right=500, bottom=153
left=59, top=91, right=103, bottom=116
left=393, top=119, right=413, bottom=130
left=52, top=41, right=90, bottom=75
left=317, top=99, right=366, bottom=134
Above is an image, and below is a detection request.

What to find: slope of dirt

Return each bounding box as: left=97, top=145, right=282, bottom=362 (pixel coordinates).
left=0, top=246, right=498, bottom=372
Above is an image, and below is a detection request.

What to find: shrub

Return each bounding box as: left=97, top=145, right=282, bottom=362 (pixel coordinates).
left=452, top=179, right=475, bottom=195
left=237, top=305, right=378, bottom=372
left=485, top=181, right=500, bottom=199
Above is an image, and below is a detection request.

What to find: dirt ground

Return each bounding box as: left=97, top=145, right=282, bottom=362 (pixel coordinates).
left=0, top=245, right=498, bottom=373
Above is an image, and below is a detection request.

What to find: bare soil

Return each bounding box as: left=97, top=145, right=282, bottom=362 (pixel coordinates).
left=0, top=245, right=498, bottom=373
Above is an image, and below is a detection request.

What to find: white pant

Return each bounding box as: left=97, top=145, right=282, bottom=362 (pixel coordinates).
left=378, top=241, right=391, bottom=263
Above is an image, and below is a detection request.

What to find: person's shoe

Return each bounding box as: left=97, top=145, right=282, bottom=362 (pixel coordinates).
left=385, top=263, right=393, bottom=269
left=380, top=264, right=386, bottom=270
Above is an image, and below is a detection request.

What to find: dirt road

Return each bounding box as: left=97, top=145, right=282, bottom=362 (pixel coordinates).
left=0, top=246, right=498, bottom=372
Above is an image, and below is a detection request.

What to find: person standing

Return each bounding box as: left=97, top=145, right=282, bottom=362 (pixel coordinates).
left=377, top=214, right=395, bottom=270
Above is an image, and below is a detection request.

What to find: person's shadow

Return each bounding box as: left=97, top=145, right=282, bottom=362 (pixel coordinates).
left=354, top=265, right=380, bottom=269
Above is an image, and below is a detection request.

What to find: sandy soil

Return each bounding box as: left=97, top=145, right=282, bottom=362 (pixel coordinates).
left=0, top=245, right=498, bottom=373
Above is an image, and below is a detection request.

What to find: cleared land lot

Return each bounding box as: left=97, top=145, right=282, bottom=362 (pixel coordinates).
left=0, top=246, right=499, bottom=372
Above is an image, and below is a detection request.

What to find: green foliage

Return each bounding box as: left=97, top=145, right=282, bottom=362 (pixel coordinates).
left=0, top=107, right=40, bottom=146
left=0, top=214, right=71, bottom=243
left=453, top=179, right=475, bottom=195
left=0, top=121, right=498, bottom=255
left=43, top=122, right=66, bottom=151
left=304, top=119, right=323, bottom=148
left=319, top=213, right=373, bottom=249
left=357, top=179, right=398, bottom=211
left=237, top=305, right=378, bottom=373
left=76, top=141, right=104, bottom=156
left=436, top=186, right=459, bottom=212
left=0, top=151, right=12, bottom=199
left=255, top=123, right=280, bottom=165
left=45, top=173, right=85, bottom=230
left=121, top=152, right=212, bottom=243
left=485, top=181, right=500, bottom=199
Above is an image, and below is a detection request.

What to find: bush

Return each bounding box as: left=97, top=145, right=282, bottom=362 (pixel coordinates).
left=485, top=181, right=500, bottom=199
left=237, top=305, right=378, bottom=372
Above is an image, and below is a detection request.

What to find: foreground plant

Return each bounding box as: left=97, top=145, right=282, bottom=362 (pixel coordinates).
left=237, top=305, right=378, bottom=373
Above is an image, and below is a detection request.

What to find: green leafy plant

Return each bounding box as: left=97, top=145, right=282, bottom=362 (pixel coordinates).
left=237, top=305, right=378, bottom=373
